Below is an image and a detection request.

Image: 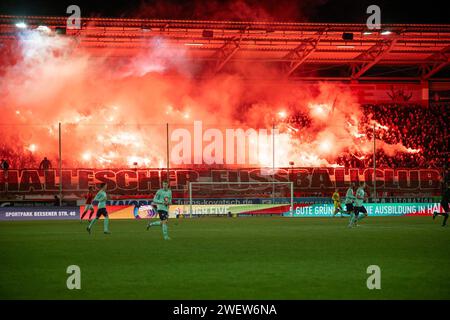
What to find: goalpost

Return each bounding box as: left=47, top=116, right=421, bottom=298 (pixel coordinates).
left=188, top=181, right=294, bottom=217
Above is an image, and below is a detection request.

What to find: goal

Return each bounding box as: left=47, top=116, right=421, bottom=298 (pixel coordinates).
left=187, top=181, right=294, bottom=217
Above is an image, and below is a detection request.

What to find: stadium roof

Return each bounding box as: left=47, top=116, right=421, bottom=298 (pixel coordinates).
left=1, top=15, right=450, bottom=82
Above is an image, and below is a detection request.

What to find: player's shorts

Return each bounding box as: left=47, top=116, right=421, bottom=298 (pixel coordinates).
left=441, top=201, right=449, bottom=213
left=96, top=207, right=108, bottom=218
left=333, top=201, right=341, bottom=208
left=85, top=204, right=94, bottom=211
left=354, top=206, right=367, bottom=215
left=158, top=210, right=169, bottom=221
left=345, top=203, right=354, bottom=212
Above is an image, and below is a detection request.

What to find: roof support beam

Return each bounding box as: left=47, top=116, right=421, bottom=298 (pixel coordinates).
left=350, top=39, right=397, bottom=80
left=284, top=37, right=321, bottom=77
left=213, top=37, right=241, bottom=73
left=420, top=45, right=450, bottom=79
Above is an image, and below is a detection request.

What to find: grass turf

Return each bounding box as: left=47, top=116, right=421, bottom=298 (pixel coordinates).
left=0, top=216, right=449, bottom=299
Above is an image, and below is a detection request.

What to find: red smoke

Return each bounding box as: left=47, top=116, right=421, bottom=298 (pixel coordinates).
left=0, top=20, right=416, bottom=169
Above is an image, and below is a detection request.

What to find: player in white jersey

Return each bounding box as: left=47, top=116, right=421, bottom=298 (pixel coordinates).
left=348, top=182, right=368, bottom=228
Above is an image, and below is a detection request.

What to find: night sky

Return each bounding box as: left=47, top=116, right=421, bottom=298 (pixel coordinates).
left=0, top=0, right=449, bottom=24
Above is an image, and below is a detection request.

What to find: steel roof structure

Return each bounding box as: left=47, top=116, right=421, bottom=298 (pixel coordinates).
left=1, top=15, right=450, bottom=82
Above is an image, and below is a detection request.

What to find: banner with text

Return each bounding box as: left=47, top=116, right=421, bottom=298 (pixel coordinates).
left=0, top=168, right=442, bottom=196
left=0, top=207, right=80, bottom=220
left=284, top=203, right=443, bottom=217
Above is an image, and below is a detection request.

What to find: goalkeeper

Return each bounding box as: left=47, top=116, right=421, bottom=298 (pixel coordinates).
left=146, top=181, right=172, bottom=240
left=332, top=189, right=343, bottom=217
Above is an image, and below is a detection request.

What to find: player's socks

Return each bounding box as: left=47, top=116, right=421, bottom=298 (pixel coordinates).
left=150, top=221, right=161, bottom=226
left=348, top=214, right=355, bottom=227
left=88, top=211, right=94, bottom=220
left=443, top=213, right=449, bottom=226
left=357, top=214, right=366, bottom=221
left=104, top=217, right=109, bottom=233
left=348, top=213, right=353, bottom=226
left=162, top=223, right=169, bottom=239
left=88, top=218, right=98, bottom=229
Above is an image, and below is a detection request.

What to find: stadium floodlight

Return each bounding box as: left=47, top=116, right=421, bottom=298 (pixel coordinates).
left=15, top=22, right=27, bottom=29
left=188, top=181, right=294, bottom=218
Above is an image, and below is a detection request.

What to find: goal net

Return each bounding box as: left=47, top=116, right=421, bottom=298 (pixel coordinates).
left=186, top=181, right=294, bottom=217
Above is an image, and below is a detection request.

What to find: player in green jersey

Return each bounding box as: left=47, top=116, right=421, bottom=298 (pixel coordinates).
left=87, top=183, right=111, bottom=234
left=146, top=181, right=172, bottom=240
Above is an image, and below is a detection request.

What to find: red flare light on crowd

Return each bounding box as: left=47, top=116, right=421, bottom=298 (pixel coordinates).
left=0, top=28, right=423, bottom=169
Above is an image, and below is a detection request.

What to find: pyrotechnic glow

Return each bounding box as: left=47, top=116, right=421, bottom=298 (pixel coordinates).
left=110, top=132, right=142, bottom=147
left=27, top=144, right=37, bottom=153
left=406, top=148, right=421, bottom=154
left=297, top=153, right=325, bottom=167
left=36, top=26, right=51, bottom=33
left=258, top=153, right=271, bottom=167
left=0, top=28, right=420, bottom=169
left=309, top=103, right=331, bottom=119
left=277, top=110, right=287, bottom=119
left=372, top=121, right=389, bottom=131
left=82, top=152, right=92, bottom=161
left=352, top=153, right=366, bottom=161
left=286, top=124, right=299, bottom=133
left=347, top=121, right=365, bottom=138
left=319, top=140, right=331, bottom=153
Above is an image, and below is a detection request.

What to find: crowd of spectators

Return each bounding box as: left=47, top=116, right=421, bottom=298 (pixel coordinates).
left=359, top=103, right=448, bottom=168
left=0, top=104, right=448, bottom=170
left=288, top=103, right=448, bottom=169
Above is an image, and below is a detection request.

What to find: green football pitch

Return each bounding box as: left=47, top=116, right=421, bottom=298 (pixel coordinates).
left=1, top=216, right=449, bottom=299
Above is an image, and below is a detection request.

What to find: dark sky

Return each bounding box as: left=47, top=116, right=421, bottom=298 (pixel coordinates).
left=0, top=0, right=449, bottom=24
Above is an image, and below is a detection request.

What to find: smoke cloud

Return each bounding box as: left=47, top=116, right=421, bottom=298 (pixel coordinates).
left=0, top=26, right=415, bottom=169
